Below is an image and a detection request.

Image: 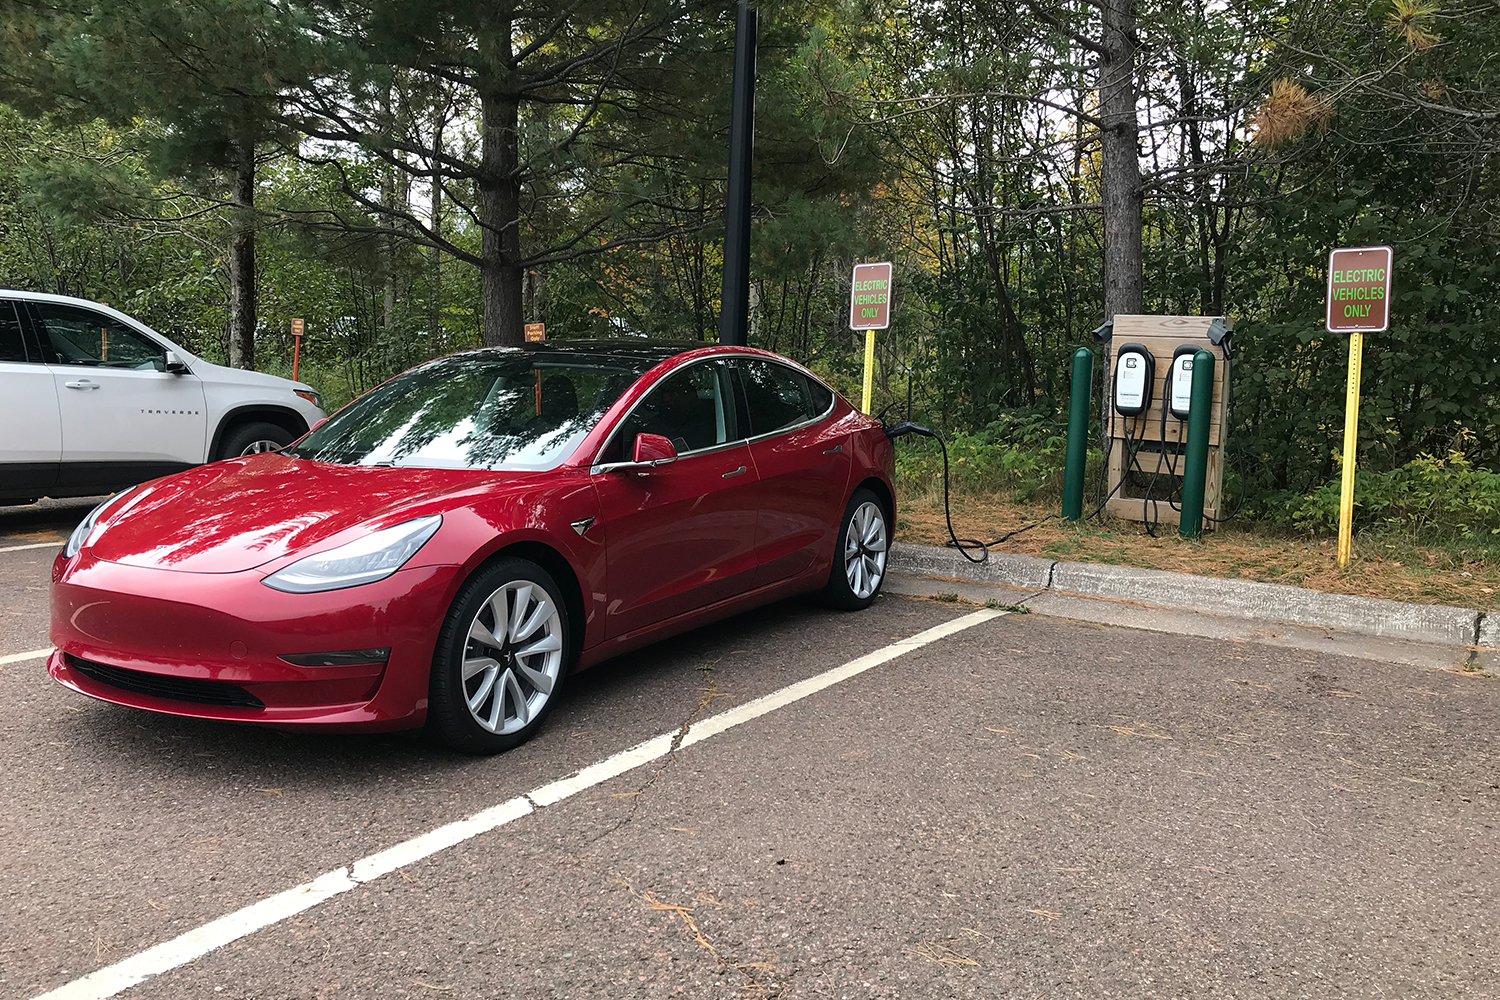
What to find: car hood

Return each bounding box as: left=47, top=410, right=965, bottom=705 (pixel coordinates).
left=89, top=455, right=512, bottom=573
left=192, top=357, right=318, bottom=396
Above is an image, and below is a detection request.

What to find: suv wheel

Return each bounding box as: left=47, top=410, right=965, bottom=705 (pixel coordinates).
left=217, top=421, right=295, bottom=459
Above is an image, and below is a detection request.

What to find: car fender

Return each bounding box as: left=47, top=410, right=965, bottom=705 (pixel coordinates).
left=207, top=402, right=317, bottom=459
left=420, top=478, right=607, bottom=656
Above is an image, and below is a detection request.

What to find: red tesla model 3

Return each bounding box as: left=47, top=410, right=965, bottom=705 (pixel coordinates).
left=49, top=342, right=895, bottom=752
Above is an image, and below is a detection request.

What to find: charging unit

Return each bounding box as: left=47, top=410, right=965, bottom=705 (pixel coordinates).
left=1113, top=343, right=1154, bottom=416
left=1168, top=344, right=1197, bottom=420
left=1101, top=316, right=1231, bottom=530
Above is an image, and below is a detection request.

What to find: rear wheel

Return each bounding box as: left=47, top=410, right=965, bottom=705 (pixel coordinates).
left=217, top=421, right=295, bottom=459
left=822, top=488, right=889, bottom=610
left=428, top=557, right=572, bottom=754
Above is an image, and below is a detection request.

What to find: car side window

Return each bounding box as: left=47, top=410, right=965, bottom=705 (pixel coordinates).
left=0, top=303, right=27, bottom=363
left=807, top=376, right=834, bottom=415
left=740, top=359, right=814, bottom=437
left=599, top=361, right=732, bottom=464
left=32, top=303, right=166, bottom=369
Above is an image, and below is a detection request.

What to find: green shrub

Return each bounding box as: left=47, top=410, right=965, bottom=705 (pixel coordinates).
left=1278, top=450, right=1500, bottom=541
left=894, top=410, right=1070, bottom=503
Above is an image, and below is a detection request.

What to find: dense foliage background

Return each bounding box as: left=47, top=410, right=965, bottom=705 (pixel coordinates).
left=1, top=0, right=1496, bottom=527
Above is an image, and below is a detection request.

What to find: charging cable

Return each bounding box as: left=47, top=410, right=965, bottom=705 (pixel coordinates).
left=884, top=420, right=1058, bottom=563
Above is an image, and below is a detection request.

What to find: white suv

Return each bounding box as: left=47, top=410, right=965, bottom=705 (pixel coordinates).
left=0, top=290, right=326, bottom=503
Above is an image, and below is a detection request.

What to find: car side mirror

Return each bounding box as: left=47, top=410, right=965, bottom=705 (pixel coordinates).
left=632, top=432, right=678, bottom=465
left=163, top=351, right=190, bottom=375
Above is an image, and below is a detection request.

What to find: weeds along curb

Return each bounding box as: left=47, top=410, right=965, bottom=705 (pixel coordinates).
left=887, top=541, right=1484, bottom=648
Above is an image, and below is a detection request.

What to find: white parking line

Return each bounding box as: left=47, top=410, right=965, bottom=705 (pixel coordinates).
left=32, top=607, right=1004, bottom=1000
left=1, top=647, right=53, bottom=666
left=0, top=541, right=59, bottom=554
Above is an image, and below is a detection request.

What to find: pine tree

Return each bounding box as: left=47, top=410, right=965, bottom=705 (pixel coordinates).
left=267, top=0, right=726, bottom=346
left=0, top=1, right=295, bottom=367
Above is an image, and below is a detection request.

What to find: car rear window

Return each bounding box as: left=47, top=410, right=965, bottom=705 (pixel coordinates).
left=739, top=359, right=815, bottom=436
left=0, top=303, right=26, bottom=363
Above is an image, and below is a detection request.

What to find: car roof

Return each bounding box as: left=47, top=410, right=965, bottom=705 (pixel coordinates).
left=451, top=340, right=766, bottom=366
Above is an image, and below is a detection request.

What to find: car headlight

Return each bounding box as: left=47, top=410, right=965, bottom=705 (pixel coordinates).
left=63, top=489, right=148, bottom=558
left=261, top=515, right=442, bottom=593
left=295, top=388, right=321, bottom=408
left=63, top=498, right=113, bottom=558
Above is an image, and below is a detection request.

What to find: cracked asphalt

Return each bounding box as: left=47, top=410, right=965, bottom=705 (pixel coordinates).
left=3, top=501, right=1499, bottom=999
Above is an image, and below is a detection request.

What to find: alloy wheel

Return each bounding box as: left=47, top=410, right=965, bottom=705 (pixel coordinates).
left=844, top=500, right=888, bottom=600
left=239, top=439, right=284, bottom=455
left=461, top=580, right=564, bottom=735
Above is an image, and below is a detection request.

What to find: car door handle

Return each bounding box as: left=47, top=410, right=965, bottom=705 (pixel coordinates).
left=64, top=379, right=100, bottom=390
left=822, top=444, right=842, bottom=454
left=722, top=465, right=747, bottom=478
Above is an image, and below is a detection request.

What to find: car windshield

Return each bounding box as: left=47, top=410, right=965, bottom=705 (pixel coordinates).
left=285, top=351, right=648, bottom=470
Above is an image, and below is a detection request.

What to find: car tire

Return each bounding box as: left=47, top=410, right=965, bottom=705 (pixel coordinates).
left=821, top=487, right=890, bottom=611
left=428, top=557, right=573, bottom=754
left=217, top=421, right=295, bottom=459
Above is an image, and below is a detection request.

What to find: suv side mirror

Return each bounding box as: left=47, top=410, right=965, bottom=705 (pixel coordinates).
left=632, top=432, right=678, bottom=465
left=163, top=350, right=190, bottom=375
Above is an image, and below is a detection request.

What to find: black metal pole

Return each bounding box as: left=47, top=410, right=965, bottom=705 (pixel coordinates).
left=718, top=0, right=757, bottom=346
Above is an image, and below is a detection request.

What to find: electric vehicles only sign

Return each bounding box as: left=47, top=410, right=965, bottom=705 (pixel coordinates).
left=849, top=262, right=893, bottom=330
left=1326, top=246, right=1393, bottom=333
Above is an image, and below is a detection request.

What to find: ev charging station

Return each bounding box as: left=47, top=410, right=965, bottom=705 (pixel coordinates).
left=1168, top=344, right=1197, bottom=421
left=1112, top=343, right=1154, bottom=417
left=1101, top=315, right=1231, bottom=531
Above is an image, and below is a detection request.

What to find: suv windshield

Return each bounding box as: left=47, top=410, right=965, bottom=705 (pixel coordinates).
left=286, top=351, right=647, bottom=470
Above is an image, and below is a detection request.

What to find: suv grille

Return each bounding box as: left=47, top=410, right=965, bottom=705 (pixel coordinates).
left=66, top=654, right=265, bottom=710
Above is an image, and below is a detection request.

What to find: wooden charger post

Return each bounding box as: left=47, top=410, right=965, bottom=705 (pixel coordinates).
left=1104, top=315, right=1230, bottom=530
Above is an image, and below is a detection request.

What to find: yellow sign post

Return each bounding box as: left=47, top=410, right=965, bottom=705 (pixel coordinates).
left=860, top=329, right=877, bottom=414
left=1336, top=331, right=1364, bottom=567
left=1326, top=245, right=1392, bottom=568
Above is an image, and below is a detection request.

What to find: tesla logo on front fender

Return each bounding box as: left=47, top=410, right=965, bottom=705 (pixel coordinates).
left=571, top=517, right=595, bottom=535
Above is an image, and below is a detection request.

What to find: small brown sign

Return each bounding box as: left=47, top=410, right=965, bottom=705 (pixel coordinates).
left=849, top=262, right=893, bottom=330
left=524, top=322, right=546, bottom=342
left=290, top=317, right=304, bottom=337
left=1326, top=246, right=1393, bottom=333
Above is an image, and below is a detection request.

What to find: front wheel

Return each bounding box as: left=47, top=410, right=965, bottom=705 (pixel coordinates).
left=218, top=420, right=296, bottom=459
left=428, top=558, right=572, bottom=754
left=822, top=488, right=890, bottom=611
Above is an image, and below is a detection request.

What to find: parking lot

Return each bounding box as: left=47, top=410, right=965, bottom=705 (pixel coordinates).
left=3, top=501, right=1499, bottom=999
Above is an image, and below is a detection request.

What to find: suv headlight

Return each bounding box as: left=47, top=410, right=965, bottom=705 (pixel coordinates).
left=295, top=388, right=321, bottom=408
left=261, top=515, right=442, bottom=593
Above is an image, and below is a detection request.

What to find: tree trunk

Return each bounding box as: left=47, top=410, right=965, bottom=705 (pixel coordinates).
left=478, top=29, right=523, bottom=348
left=1098, top=0, right=1143, bottom=319
left=430, top=103, right=444, bottom=347
left=381, top=85, right=398, bottom=333
left=227, top=143, right=256, bottom=370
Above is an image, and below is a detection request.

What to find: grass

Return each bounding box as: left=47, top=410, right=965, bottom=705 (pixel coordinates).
left=895, top=485, right=1500, bottom=611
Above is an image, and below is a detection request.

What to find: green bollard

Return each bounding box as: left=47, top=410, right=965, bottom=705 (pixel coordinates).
left=1062, top=346, right=1094, bottom=521
left=1178, top=349, right=1215, bottom=539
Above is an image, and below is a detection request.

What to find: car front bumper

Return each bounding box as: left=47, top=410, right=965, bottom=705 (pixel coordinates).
left=49, top=552, right=459, bottom=731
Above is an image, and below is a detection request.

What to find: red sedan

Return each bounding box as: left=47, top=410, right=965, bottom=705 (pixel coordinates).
left=49, top=342, right=895, bottom=753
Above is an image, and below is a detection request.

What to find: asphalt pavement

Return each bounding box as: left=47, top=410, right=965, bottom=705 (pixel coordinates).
left=2, top=501, right=1497, bottom=999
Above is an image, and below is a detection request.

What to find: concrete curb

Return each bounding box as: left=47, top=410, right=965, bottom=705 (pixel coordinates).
left=888, top=541, right=1487, bottom=648
left=886, top=542, right=1054, bottom=590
